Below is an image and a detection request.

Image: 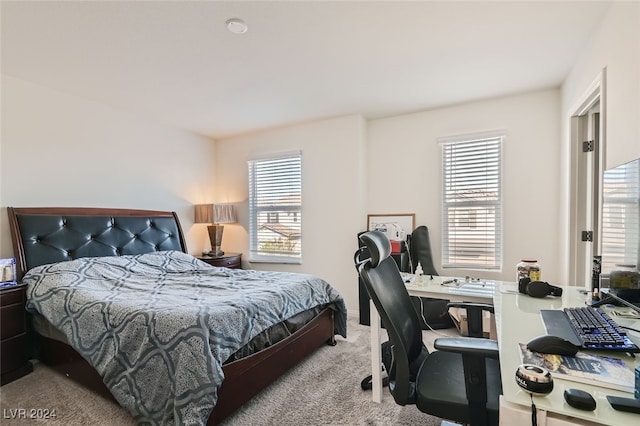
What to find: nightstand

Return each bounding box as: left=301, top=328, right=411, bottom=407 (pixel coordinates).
left=1, top=284, right=33, bottom=385
left=198, top=253, right=242, bottom=269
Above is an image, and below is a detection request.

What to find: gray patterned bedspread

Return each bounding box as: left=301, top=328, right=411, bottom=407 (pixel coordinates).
left=23, top=250, right=347, bottom=425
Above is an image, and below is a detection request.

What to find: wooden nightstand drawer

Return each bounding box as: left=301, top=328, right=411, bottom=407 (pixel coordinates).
left=0, top=334, right=28, bottom=374
left=198, top=253, right=242, bottom=269
left=1, top=303, right=27, bottom=337
left=0, top=285, right=26, bottom=307
left=0, top=284, right=32, bottom=385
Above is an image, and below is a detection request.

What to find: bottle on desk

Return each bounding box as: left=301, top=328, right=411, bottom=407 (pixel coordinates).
left=516, top=259, right=541, bottom=283
left=415, top=262, right=423, bottom=285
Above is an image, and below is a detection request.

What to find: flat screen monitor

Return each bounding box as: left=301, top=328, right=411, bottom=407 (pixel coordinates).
left=600, top=287, right=640, bottom=314
left=600, top=157, right=640, bottom=275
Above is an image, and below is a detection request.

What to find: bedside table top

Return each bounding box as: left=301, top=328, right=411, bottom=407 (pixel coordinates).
left=198, top=252, right=241, bottom=260
left=0, top=284, right=28, bottom=307
left=0, top=283, right=27, bottom=293
left=197, top=253, right=242, bottom=269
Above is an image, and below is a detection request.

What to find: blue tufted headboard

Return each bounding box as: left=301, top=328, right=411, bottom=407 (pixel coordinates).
left=8, top=207, right=187, bottom=280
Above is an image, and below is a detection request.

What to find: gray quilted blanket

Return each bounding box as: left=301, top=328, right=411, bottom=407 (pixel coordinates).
left=23, top=250, right=347, bottom=425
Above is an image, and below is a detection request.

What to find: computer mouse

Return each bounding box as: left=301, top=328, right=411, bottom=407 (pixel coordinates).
left=526, top=334, right=579, bottom=356
left=564, top=388, right=596, bottom=411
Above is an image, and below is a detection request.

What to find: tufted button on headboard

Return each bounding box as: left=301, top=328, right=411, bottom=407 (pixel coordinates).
left=7, top=207, right=187, bottom=280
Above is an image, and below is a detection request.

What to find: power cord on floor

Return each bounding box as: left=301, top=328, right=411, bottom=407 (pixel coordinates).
left=417, top=296, right=454, bottom=337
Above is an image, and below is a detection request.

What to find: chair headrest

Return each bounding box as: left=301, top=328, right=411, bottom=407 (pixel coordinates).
left=359, top=231, right=392, bottom=267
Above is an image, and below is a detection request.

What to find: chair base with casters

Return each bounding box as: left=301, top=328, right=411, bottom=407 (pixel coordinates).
left=354, top=230, right=502, bottom=426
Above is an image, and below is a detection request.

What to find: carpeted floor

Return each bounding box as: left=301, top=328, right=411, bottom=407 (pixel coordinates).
left=0, top=316, right=456, bottom=425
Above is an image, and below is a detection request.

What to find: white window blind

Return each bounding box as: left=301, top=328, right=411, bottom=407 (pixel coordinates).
left=248, top=152, right=302, bottom=263
left=600, top=159, right=640, bottom=274
left=441, top=135, right=503, bottom=270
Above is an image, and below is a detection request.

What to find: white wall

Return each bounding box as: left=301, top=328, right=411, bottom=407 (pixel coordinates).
left=0, top=75, right=216, bottom=257
left=215, top=115, right=367, bottom=314
left=216, top=3, right=638, bottom=314
left=214, top=91, right=561, bottom=313
left=2, top=2, right=637, bottom=316
left=559, top=2, right=640, bottom=284
left=562, top=2, right=640, bottom=169
left=367, top=89, right=562, bottom=284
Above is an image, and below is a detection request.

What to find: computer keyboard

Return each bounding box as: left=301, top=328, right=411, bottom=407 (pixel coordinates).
left=541, top=306, right=640, bottom=353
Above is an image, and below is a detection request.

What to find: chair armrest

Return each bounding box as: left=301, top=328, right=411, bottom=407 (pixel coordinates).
left=434, top=336, right=502, bottom=423
left=434, top=336, right=499, bottom=359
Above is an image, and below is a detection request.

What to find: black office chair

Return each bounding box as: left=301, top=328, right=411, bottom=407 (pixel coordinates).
left=355, top=231, right=502, bottom=426
left=410, top=225, right=439, bottom=275
left=409, top=225, right=455, bottom=329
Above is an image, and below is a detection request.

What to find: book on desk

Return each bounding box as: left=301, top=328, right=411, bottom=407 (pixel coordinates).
left=519, top=342, right=635, bottom=393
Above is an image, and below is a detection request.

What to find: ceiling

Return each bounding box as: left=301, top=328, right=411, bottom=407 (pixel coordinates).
left=1, top=1, right=612, bottom=139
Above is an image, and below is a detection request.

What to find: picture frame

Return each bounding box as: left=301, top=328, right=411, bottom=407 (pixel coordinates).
left=0, top=258, right=17, bottom=288
left=367, top=213, right=415, bottom=241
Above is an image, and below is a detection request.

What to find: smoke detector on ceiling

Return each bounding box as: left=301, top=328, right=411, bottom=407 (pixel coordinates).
left=226, top=18, right=248, bottom=34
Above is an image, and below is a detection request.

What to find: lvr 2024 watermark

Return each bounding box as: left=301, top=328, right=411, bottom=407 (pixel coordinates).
left=3, top=408, right=57, bottom=420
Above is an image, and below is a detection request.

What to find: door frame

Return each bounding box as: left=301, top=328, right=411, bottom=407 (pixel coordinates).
left=568, top=69, right=606, bottom=288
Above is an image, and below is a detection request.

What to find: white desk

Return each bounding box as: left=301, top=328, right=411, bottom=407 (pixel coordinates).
left=496, top=284, right=640, bottom=425
left=368, top=275, right=495, bottom=403
left=368, top=279, right=640, bottom=425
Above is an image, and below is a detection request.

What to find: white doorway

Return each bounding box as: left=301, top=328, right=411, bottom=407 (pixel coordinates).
left=569, top=71, right=606, bottom=288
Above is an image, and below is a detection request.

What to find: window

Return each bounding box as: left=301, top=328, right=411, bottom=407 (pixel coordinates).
left=248, top=152, right=302, bottom=263
left=441, top=134, right=503, bottom=270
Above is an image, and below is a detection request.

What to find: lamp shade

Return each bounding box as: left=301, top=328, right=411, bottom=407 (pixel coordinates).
left=194, top=204, right=214, bottom=224
left=194, top=203, right=236, bottom=224
left=213, top=203, right=236, bottom=224
left=194, top=203, right=236, bottom=256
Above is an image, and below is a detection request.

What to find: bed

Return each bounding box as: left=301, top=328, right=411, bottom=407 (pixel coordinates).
left=7, top=207, right=347, bottom=425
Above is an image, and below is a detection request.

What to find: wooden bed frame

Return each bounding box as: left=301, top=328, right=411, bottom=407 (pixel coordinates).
left=8, top=207, right=337, bottom=425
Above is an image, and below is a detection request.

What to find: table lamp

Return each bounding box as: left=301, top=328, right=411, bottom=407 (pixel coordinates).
left=194, top=203, right=236, bottom=256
